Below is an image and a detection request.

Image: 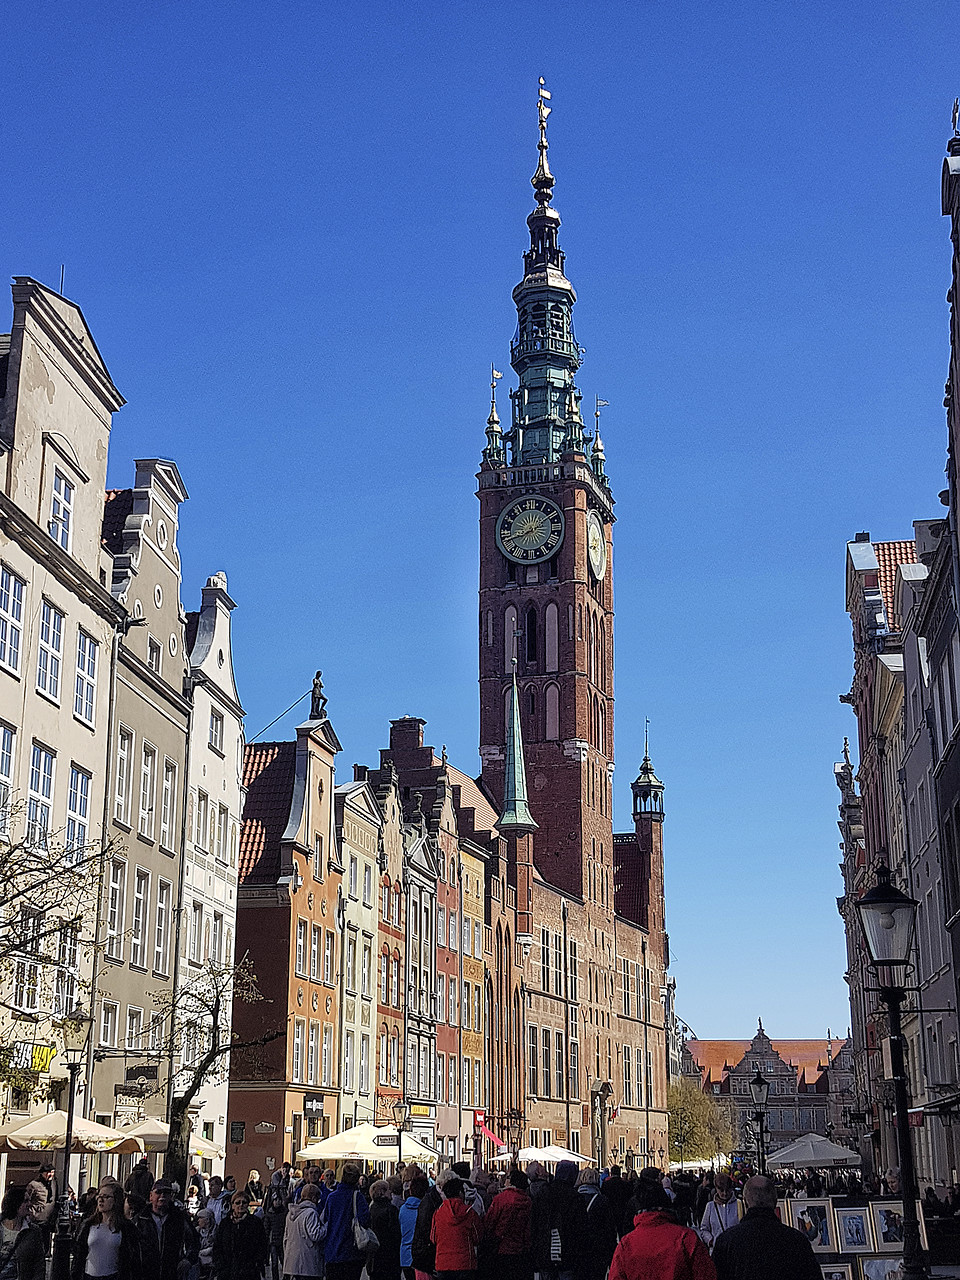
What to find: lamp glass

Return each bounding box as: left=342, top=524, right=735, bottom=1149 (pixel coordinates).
left=749, top=1069, right=770, bottom=1108
left=61, top=1009, right=92, bottom=1058
left=392, top=1100, right=409, bottom=1127
left=855, top=875, right=919, bottom=970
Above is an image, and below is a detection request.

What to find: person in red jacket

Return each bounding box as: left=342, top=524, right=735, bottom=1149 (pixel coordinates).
left=430, top=1178, right=482, bottom=1280
left=482, top=1168, right=532, bottom=1280
left=608, top=1178, right=715, bottom=1280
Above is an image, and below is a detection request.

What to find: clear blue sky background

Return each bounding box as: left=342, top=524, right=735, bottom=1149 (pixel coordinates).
left=3, top=0, right=956, bottom=1038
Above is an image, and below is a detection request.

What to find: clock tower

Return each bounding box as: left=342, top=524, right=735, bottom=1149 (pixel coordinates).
left=478, top=82, right=615, bottom=900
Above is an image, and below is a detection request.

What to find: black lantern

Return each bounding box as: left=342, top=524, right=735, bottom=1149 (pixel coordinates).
left=855, top=867, right=919, bottom=975
left=749, top=1069, right=770, bottom=1109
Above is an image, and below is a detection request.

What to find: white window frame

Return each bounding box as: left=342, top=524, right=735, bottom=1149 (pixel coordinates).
left=131, top=869, right=149, bottom=968
left=49, top=470, right=74, bottom=552
left=296, top=918, right=308, bottom=976
left=349, top=855, right=358, bottom=898
left=100, top=999, right=119, bottom=1048
left=155, top=879, right=172, bottom=974
left=308, top=1021, right=319, bottom=1084
left=189, top=902, right=203, bottom=963
left=27, top=743, right=55, bottom=848
left=126, top=1006, right=144, bottom=1051
left=209, top=708, right=224, bottom=752
left=363, top=862, right=372, bottom=906
left=74, top=630, right=98, bottom=726
left=322, top=1025, right=333, bottom=1086
left=54, top=923, right=79, bottom=1018
left=196, top=791, right=209, bottom=849
left=106, top=859, right=127, bottom=960
left=36, top=600, right=64, bottom=701
left=360, top=1034, right=370, bottom=1093
left=311, top=925, right=322, bottom=982
left=147, top=636, right=162, bottom=674
left=66, top=764, right=90, bottom=858
left=216, top=804, right=227, bottom=860
left=361, top=940, right=372, bottom=997
left=139, top=743, right=157, bottom=839
left=115, top=727, right=133, bottom=825
left=160, top=760, right=177, bottom=848
left=0, top=723, right=14, bottom=839
left=0, top=565, right=25, bottom=675
left=344, top=1029, right=355, bottom=1090
left=13, top=908, right=42, bottom=1012
left=292, top=1019, right=305, bottom=1083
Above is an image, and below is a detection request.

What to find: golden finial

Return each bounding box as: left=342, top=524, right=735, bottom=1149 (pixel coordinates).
left=532, top=77, right=555, bottom=204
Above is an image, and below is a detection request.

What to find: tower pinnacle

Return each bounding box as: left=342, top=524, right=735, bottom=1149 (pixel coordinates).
left=483, top=364, right=506, bottom=464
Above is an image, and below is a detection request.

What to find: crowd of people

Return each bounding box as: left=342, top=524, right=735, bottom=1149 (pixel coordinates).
left=0, top=1154, right=854, bottom=1280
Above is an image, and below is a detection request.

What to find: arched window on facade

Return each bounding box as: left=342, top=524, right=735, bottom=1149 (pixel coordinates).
left=545, top=683, right=559, bottom=740
left=525, top=607, right=538, bottom=666
left=545, top=602, right=558, bottom=671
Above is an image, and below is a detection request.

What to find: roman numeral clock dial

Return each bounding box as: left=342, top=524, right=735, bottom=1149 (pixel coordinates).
left=496, top=496, right=565, bottom=563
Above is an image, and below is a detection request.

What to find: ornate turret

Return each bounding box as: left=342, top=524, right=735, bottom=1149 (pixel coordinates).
left=483, top=366, right=506, bottom=465
left=497, top=661, right=538, bottom=834
left=503, top=80, right=585, bottom=467
left=632, top=723, right=664, bottom=821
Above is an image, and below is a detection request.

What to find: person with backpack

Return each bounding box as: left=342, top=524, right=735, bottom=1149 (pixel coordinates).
left=530, top=1161, right=586, bottom=1280
left=263, top=1171, right=291, bottom=1280
left=321, top=1163, right=374, bottom=1280
left=575, top=1170, right=617, bottom=1280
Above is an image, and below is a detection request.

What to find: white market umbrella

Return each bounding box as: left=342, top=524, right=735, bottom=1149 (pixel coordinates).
left=491, top=1145, right=595, bottom=1165
left=124, top=1118, right=225, bottom=1160
left=766, top=1133, right=861, bottom=1169
left=0, top=1110, right=145, bottom=1153
left=297, top=1122, right=439, bottom=1164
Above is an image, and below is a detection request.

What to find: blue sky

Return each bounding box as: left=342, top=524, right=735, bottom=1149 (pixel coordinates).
left=3, top=0, right=957, bottom=1038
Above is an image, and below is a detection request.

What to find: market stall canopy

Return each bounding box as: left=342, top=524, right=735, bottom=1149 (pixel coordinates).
left=0, top=1110, right=145, bottom=1153
left=124, top=1118, right=225, bottom=1159
left=297, top=1122, right=439, bottom=1164
left=766, top=1133, right=862, bottom=1169
left=491, top=1144, right=596, bottom=1165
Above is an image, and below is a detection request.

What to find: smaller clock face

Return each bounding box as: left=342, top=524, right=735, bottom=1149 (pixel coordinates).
left=496, top=496, right=565, bottom=564
left=587, top=510, right=607, bottom=580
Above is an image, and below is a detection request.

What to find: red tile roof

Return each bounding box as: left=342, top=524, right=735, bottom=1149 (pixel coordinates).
left=686, top=1038, right=838, bottom=1083
left=873, top=540, right=916, bottom=631
left=101, top=488, right=133, bottom=554
left=239, top=741, right=297, bottom=883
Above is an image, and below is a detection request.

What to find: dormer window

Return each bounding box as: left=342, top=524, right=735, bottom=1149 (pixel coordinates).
left=49, top=471, right=74, bottom=552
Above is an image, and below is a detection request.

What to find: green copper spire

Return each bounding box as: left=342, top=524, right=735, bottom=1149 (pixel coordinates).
left=497, top=661, right=538, bottom=834
left=507, top=79, right=584, bottom=467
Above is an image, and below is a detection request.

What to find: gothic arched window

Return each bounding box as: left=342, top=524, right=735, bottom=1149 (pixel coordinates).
left=545, top=683, right=559, bottom=740
left=545, top=603, right=558, bottom=672
left=525, top=608, right=538, bottom=666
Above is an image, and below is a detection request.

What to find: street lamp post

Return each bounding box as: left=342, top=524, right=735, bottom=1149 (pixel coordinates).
left=657, top=1145, right=665, bottom=1171
left=392, top=1099, right=409, bottom=1170
left=51, top=1009, right=93, bottom=1280
left=749, top=1068, right=770, bottom=1175
left=855, top=867, right=926, bottom=1280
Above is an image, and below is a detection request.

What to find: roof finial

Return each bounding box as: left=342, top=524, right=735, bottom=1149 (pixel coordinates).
left=532, top=78, right=555, bottom=206
left=953, top=96, right=959, bottom=137
left=644, top=716, right=650, bottom=763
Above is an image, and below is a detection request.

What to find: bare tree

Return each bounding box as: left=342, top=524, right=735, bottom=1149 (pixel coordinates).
left=145, top=955, right=282, bottom=1190
left=0, top=804, right=118, bottom=1095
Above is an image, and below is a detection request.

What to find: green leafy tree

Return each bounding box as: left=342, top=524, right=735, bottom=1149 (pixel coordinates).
left=668, top=1080, right=732, bottom=1164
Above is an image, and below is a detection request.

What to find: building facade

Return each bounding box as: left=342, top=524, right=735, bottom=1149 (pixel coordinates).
left=230, top=682, right=342, bottom=1170
left=0, top=278, right=124, bottom=1139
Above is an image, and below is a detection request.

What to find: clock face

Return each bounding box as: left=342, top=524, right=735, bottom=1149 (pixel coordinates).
left=587, top=510, right=607, bottom=580
left=496, top=495, right=565, bottom=564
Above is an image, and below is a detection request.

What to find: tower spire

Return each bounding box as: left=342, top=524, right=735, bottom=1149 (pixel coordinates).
left=497, top=644, right=538, bottom=834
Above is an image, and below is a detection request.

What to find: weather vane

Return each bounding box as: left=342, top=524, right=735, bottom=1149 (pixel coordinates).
left=953, top=97, right=959, bottom=137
